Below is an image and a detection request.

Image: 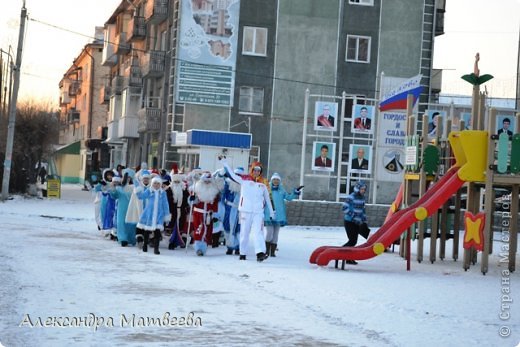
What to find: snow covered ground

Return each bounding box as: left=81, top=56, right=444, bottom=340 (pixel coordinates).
left=0, top=184, right=519, bottom=347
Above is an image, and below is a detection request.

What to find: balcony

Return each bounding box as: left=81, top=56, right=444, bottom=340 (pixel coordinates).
left=138, top=98, right=162, bottom=132
left=431, top=69, right=443, bottom=94
left=435, top=0, right=446, bottom=36
left=68, top=109, right=80, bottom=123
left=144, top=0, right=168, bottom=25
left=60, top=90, right=71, bottom=106
left=128, top=16, right=146, bottom=42
left=106, top=120, right=121, bottom=143
left=102, top=41, right=118, bottom=66
left=118, top=116, right=139, bottom=138
left=115, top=32, right=131, bottom=55
left=141, top=50, right=166, bottom=78
left=102, top=24, right=118, bottom=66
left=68, top=80, right=81, bottom=96
left=99, top=83, right=111, bottom=104
left=111, top=75, right=124, bottom=96
left=124, top=65, right=142, bottom=88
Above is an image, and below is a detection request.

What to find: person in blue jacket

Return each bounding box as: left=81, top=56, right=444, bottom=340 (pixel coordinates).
left=135, top=176, right=171, bottom=254
left=264, top=173, right=302, bottom=257
left=342, top=181, right=370, bottom=264
left=109, top=168, right=137, bottom=247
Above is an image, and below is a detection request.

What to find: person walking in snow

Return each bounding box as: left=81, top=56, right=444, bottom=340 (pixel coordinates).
left=221, top=167, right=244, bottom=255
left=109, top=168, right=137, bottom=247
left=220, top=158, right=275, bottom=262
left=127, top=170, right=152, bottom=249
left=164, top=173, right=190, bottom=250
left=189, top=172, right=221, bottom=256
left=342, top=181, right=370, bottom=264
left=135, top=176, right=171, bottom=254
left=95, top=169, right=117, bottom=239
left=264, top=173, right=302, bottom=257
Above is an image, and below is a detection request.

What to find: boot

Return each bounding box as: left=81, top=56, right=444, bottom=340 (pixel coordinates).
left=239, top=255, right=246, bottom=260
left=270, top=243, right=277, bottom=257
left=153, top=230, right=161, bottom=255
left=256, top=252, right=268, bottom=262
left=234, top=249, right=240, bottom=255
left=226, top=248, right=233, bottom=255
left=212, top=232, right=221, bottom=248
left=265, top=242, right=271, bottom=255
left=143, top=231, right=149, bottom=252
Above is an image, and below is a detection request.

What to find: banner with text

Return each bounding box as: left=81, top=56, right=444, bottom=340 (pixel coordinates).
left=176, top=0, right=240, bottom=107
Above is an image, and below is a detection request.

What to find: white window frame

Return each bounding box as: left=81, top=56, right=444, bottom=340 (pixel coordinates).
left=346, top=35, right=371, bottom=63
left=242, top=26, right=268, bottom=57
left=239, top=86, right=264, bottom=115
left=348, top=0, right=374, bottom=6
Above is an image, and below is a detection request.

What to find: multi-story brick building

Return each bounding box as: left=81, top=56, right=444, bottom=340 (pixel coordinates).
left=59, top=0, right=447, bottom=202
left=57, top=28, right=111, bottom=184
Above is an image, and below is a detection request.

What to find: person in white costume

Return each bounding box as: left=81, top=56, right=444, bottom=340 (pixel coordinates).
left=220, top=158, right=275, bottom=262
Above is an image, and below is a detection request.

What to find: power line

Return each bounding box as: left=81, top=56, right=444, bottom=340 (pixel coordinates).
left=27, top=16, right=384, bottom=95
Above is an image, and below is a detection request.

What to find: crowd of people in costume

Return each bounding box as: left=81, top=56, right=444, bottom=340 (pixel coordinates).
left=92, top=158, right=303, bottom=262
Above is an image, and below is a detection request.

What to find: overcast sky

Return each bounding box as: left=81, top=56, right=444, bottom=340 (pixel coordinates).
left=0, top=0, right=519, bottom=102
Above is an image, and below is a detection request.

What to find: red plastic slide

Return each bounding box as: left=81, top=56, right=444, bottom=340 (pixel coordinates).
left=310, top=167, right=465, bottom=266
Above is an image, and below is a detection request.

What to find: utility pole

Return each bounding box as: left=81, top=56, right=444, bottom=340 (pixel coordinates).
left=1, top=2, right=27, bottom=200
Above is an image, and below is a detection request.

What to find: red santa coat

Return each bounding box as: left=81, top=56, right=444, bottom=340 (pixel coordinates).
left=191, top=178, right=220, bottom=245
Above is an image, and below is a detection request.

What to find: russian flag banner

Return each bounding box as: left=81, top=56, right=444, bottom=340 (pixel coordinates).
left=379, top=74, right=423, bottom=112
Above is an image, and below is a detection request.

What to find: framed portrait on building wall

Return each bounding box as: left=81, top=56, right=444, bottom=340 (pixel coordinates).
left=312, top=141, right=335, bottom=172
left=349, top=144, right=372, bottom=174
left=314, top=101, right=338, bottom=131
left=351, top=104, right=375, bottom=135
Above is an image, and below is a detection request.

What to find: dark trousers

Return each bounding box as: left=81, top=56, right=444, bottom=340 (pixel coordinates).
left=343, top=221, right=370, bottom=247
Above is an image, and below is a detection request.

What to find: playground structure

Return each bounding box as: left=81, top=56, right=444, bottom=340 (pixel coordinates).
left=310, top=56, right=519, bottom=274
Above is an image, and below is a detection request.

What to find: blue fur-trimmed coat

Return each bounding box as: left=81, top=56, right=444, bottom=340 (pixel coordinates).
left=135, top=186, right=172, bottom=231
left=264, top=183, right=298, bottom=226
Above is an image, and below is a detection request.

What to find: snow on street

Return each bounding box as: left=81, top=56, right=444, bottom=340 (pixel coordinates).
left=0, top=185, right=519, bottom=347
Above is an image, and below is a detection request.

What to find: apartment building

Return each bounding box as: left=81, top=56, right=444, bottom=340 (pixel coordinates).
left=89, top=0, right=445, bottom=201
left=58, top=29, right=111, bottom=184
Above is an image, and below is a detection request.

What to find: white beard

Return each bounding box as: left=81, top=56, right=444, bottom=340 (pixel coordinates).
left=228, top=179, right=241, bottom=193
left=194, top=180, right=219, bottom=203
left=170, top=182, right=184, bottom=204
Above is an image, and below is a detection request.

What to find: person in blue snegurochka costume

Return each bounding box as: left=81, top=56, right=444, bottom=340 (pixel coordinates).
left=342, top=181, right=371, bottom=265
left=109, top=168, right=137, bottom=247
left=135, top=175, right=171, bottom=255
left=94, top=168, right=117, bottom=240
left=126, top=170, right=151, bottom=249
left=221, top=167, right=245, bottom=256
left=263, top=173, right=303, bottom=257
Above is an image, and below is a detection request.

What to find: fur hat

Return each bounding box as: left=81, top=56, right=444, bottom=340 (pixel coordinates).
left=234, top=167, right=246, bottom=175
left=270, top=172, right=281, bottom=182
left=200, top=172, right=212, bottom=182
left=354, top=181, right=367, bottom=193
left=162, top=174, right=171, bottom=184
left=122, top=168, right=135, bottom=180
left=103, top=168, right=114, bottom=182
left=141, top=170, right=151, bottom=179
left=171, top=174, right=184, bottom=184
left=112, top=176, right=122, bottom=183
left=151, top=176, right=163, bottom=185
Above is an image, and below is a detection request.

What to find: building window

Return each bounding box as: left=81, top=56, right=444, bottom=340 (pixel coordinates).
left=346, top=35, right=371, bottom=63
left=239, top=86, right=264, bottom=115
left=349, top=0, right=374, bottom=6
left=242, top=26, right=267, bottom=56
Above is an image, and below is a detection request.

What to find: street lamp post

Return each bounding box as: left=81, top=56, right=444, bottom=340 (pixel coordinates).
left=1, top=2, right=27, bottom=200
